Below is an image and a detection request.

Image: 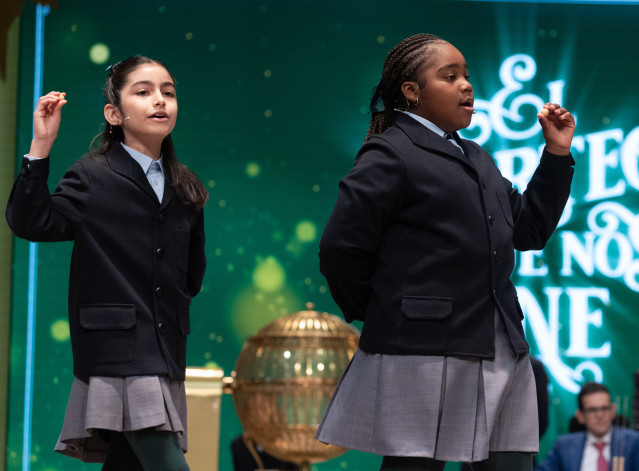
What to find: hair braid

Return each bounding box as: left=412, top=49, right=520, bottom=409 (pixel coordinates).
left=365, top=34, right=447, bottom=142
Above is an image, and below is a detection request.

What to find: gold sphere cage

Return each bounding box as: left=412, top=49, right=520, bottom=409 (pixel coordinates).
left=227, top=302, right=360, bottom=469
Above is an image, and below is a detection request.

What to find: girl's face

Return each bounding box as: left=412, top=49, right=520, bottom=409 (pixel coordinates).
left=408, top=42, right=474, bottom=132
left=105, top=63, right=177, bottom=157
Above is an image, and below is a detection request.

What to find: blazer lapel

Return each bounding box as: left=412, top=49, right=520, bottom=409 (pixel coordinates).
left=571, top=432, right=588, bottom=471
left=393, top=112, right=474, bottom=167
left=160, top=168, right=175, bottom=208
left=610, top=427, right=624, bottom=464
left=106, top=142, right=163, bottom=204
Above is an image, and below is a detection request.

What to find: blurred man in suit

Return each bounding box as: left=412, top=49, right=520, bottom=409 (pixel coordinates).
left=536, top=382, right=639, bottom=471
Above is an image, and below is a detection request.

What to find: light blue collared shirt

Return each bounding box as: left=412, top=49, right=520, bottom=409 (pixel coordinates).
left=403, top=111, right=447, bottom=137
left=121, top=143, right=165, bottom=202
left=403, top=111, right=465, bottom=155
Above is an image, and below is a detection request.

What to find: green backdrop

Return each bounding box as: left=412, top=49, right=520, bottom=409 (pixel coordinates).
left=6, top=1, right=639, bottom=470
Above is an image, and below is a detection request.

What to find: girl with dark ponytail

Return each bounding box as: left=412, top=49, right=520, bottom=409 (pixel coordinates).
left=316, top=34, right=576, bottom=471
left=7, top=56, right=208, bottom=470
left=93, top=56, right=208, bottom=210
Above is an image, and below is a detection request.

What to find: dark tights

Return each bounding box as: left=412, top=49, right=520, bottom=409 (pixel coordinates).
left=380, top=456, right=446, bottom=471
left=469, top=452, right=534, bottom=471
left=380, top=452, right=533, bottom=471
left=101, top=428, right=190, bottom=471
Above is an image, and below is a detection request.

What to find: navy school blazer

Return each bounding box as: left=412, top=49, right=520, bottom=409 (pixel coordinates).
left=6, top=142, right=206, bottom=380
left=319, top=112, right=574, bottom=358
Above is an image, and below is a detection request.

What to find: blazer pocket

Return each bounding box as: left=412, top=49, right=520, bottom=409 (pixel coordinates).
left=397, top=296, right=452, bottom=354
left=78, top=304, right=136, bottom=364
left=496, top=191, right=514, bottom=228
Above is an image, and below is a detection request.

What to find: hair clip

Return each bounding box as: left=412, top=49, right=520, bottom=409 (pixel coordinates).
left=105, top=60, right=123, bottom=74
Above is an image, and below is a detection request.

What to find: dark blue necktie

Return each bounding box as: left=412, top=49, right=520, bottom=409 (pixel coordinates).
left=444, top=132, right=468, bottom=162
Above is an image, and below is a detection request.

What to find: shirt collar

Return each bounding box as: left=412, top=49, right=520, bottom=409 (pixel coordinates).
left=403, top=111, right=448, bottom=138
left=586, top=428, right=612, bottom=447
left=121, top=142, right=164, bottom=175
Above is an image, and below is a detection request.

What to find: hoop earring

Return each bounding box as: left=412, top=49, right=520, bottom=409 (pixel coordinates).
left=405, top=97, right=419, bottom=109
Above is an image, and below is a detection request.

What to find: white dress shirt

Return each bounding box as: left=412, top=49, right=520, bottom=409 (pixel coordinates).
left=581, top=429, right=612, bottom=471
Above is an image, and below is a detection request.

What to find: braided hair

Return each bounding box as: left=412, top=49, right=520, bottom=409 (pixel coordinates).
left=365, top=34, right=447, bottom=142
left=90, top=56, right=209, bottom=210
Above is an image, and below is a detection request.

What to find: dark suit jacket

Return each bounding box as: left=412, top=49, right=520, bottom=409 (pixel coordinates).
left=231, top=436, right=299, bottom=471
left=6, top=142, right=206, bottom=380
left=535, top=427, right=639, bottom=471
left=320, top=112, right=574, bottom=358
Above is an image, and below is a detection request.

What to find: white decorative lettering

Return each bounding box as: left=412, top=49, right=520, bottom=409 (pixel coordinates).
left=468, top=53, right=639, bottom=392
left=517, top=250, right=548, bottom=277
left=564, top=287, right=611, bottom=358
left=585, top=129, right=625, bottom=201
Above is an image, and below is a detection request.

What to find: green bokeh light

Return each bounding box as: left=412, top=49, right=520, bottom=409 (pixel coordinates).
left=230, top=285, right=301, bottom=341
left=50, top=320, right=70, bottom=342
left=295, top=220, right=317, bottom=243
left=88, top=43, right=110, bottom=65
left=252, top=256, right=286, bottom=293
left=245, top=161, right=261, bottom=178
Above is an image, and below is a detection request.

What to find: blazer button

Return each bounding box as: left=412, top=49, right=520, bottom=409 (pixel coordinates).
left=158, top=322, right=165, bottom=333
left=488, top=215, right=494, bottom=224
left=493, top=250, right=499, bottom=260
left=155, top=286, right=163, bottom=297
left=156, top=248, right=165, bottom=258
left=158, top=213, right=165, bottom=223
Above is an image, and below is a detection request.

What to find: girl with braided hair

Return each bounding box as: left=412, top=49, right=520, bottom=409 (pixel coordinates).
left=315, top=34, right=575, bottom=470
left=6, top=56, right=208, bottom=470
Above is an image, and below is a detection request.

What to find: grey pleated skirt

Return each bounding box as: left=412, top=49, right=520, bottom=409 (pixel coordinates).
left=315, top=314, right=538, bottom=463
left=54, top=375, right=187, bottom=463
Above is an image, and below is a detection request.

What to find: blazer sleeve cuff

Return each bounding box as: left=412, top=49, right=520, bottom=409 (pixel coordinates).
left=540, top=148, right=575, bottom=170
left=20, top=155, right=50, bottom=179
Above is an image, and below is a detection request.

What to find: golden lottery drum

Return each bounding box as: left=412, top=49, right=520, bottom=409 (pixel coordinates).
left=231, top=302, right=359, bottom=467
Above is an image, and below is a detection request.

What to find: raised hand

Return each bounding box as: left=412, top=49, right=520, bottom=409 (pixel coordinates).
left=537, top=103, right=575, bottom=156
left=29, top=91, right=67, bottom=158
